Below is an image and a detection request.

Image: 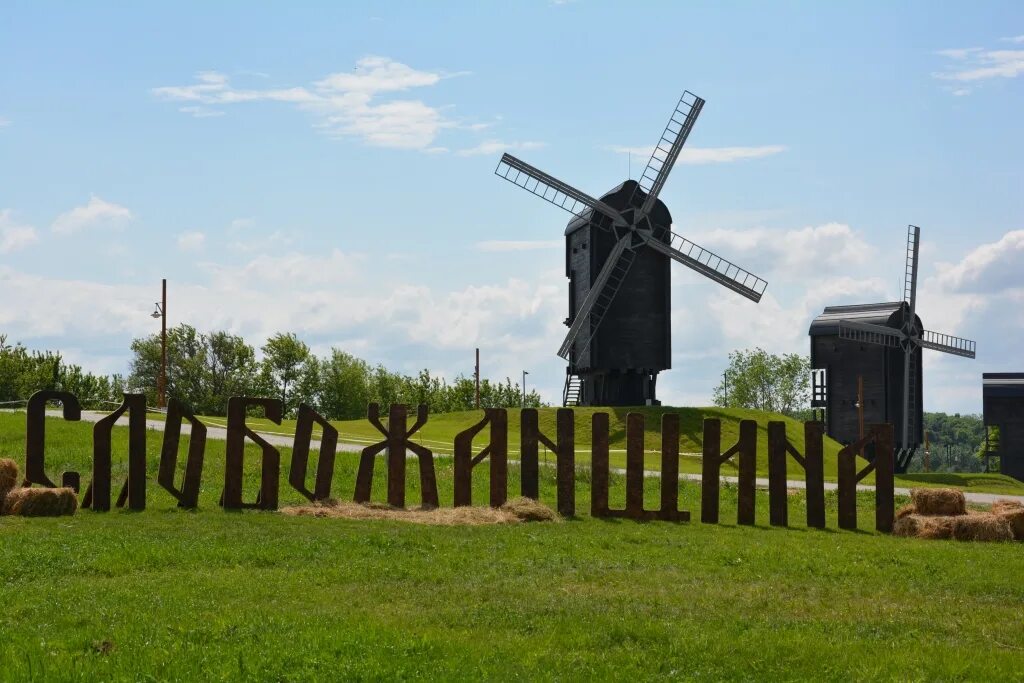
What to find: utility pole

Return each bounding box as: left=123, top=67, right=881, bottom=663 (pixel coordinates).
left=522, top=370, right=529, bottom=408
left=723, top=370, right=729, bottom=405
left=150, top=279, right=168, bottom=409
left=474, top=348, right=480, bottom=410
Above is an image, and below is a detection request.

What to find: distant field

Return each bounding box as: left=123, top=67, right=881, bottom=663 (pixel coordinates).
left=2, top=413, right=1024, bottom=680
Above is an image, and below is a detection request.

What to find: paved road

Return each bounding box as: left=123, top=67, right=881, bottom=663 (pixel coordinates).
left=28, top=410, right=1024, bottom=505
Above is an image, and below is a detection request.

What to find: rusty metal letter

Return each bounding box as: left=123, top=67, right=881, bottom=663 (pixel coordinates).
left=83, top=393, right=147, bottom=512
left=289, top=403, right=338, bottom=502
left=222, top=396, right=282, bottom=511
left=157, top=398, right=207, bottom=508
left=24, top=390, right=82, bottom=490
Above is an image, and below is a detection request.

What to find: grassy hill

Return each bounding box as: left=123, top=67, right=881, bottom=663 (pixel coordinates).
left=1, top=413, right=1024, bottom=680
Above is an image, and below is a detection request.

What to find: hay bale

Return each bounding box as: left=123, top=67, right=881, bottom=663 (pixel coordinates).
left=991, top=499, right=1024, bottom=516
left=951, top=513, right=1013, bottom=542
left=994, top=508, right=1024, bottom=540
left=500, top=497, right=559, bottom=522
left=2, top=487, right=78, bottom=517
left=0, top=458, right=19, bottom=499
left=895, top=503, right=915, bottom=520
left=910, top=488, right=966, bottom=516
left=893, top=513, right=955, bottom=540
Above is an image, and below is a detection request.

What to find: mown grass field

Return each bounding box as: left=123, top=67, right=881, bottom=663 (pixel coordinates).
left=1, top=413, right=1024, bottom=680
left=154, top=406, right=1024, bottom=494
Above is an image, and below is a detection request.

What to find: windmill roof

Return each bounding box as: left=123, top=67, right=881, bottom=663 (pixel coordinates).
left=564, top=181, right=633, bottom=236
left=808, top=302, right=906, bottom=336
left=983, top=373, right=1024, bottom=398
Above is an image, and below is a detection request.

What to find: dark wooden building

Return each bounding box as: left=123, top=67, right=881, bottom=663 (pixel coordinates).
left=565, top=180, right=672, bottom=406
left=808, top=302, right=923, bottom=449
left=983, top=373, right=1024, bottom=482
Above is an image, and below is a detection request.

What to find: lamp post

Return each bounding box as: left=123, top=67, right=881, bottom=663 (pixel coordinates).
left=522, top=370, right=529, bottom=408
left=150, top=279, right=167, bottom=409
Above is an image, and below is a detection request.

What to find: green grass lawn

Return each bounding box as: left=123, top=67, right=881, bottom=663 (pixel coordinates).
left=2, top=413, right=1024, bottom=680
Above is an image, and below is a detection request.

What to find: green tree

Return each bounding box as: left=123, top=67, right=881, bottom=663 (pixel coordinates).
left=261, top=332, right=310, bottom=414
left=712, top=348, right=810, bottom=416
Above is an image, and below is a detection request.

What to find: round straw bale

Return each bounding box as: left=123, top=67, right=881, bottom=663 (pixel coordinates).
left=893, top=513, right=955, bottom=540
left=0, top=458, right=19, bottom=499
left=500, top=496, right=559, bottom=522
left=994, top=508, right=1024, bottom=541
left=951, top=513, right=1012, bottom=542
left=910, top=488, right=966, bottom=516
left=991, top=499, right=1024, bottom=516
left=2, top=487, right=78, bottom=517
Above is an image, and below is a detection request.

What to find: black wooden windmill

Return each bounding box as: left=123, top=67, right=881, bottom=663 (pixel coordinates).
left=809, top=226, right=977, bottom=471
left=494, top=91, right=767, bottom=407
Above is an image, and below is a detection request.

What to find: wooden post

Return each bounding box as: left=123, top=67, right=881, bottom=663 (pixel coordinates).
left=591, top=413, right=610, bottom=517
left=767, top=421, right=788, bottom=527
left=737, top=420, right=757, bottom=526
left=660, top=413, right=680, bottom=519
left=837, top=444, right=857, bottom=530
left=874, top=424, right=895, bottom=533
left=700, top=418, right=721, bottom=524
left=804, top=421, right=825, bottom=529
left=625, top=413, right=644, bottom=517
left=555, top=408, right=575, bottom=518
left=520, top=409, right=539, bottom=500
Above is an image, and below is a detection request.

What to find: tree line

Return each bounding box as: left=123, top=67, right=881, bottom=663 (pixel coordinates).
left=0, top=334, right=125, bottom=409
left=1, top=328, right=543, bottom=418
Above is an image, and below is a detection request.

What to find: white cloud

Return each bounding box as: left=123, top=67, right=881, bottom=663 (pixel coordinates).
left=932, top=230, right=1024, bottom=295
left=933, top=45, right=1024, bottom=85
left=1002, top=35, right=1024, bottom=44
left=176, top=231, right=206, bottom=251
left=0, top=118, right=10, bottom=129
left=457, top=140, right=546, bottom=157
left=153, top=56, right=477, bottom=151
left=688, top=222, right=875, bottom=279
left=607, top=144, right=786, bottom=164
left=51, top=196, right=133, bottom=235
left=0, top=210, right=39, bottom=254
left=476, top=240, right=562, bottom=252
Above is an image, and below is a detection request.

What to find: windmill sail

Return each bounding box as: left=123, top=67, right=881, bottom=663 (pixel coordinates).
left=920, top=330, right=977, bottom=358
left=644, top=227, right=766, bottom=302
left=495, top=154, right=626, bottom=227
left=837, top=320, right=904, bottom=348
left=557, top=235, right=636, bottom=360
left=904, top=225, right=920, bottom=315
left=631, top=91, right=705, bottom=215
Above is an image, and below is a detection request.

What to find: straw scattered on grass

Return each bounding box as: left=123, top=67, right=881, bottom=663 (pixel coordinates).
left=281, top=497, right=559, bottom=526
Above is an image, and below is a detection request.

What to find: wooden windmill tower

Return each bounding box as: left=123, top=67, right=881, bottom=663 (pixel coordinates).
left=809, top=226, right=977, bottom=471
left=494, top=91, right=767, bottom=407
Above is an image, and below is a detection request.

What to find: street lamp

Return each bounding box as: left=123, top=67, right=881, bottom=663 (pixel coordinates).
left=522, top=370, right=529, bottom=408
left=150, top=279, right=167, bottom=409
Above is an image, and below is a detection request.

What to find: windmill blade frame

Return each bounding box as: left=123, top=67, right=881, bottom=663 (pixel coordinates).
left=495, top=154, right=627, bottom=228
left=631, top=91, right=705, bottom=216
left=836, top=319, right=906, bottom=348
left=903, top=225, right=920, bottom=317
left=920, top=330, right=977, bottom=359
left=557, top=234, right=636, bottom=360
left=643, top=225, right=766, bottom=302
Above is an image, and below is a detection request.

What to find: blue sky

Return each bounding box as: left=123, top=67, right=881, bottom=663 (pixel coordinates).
left=1, top=1, right=1022, bottom=412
